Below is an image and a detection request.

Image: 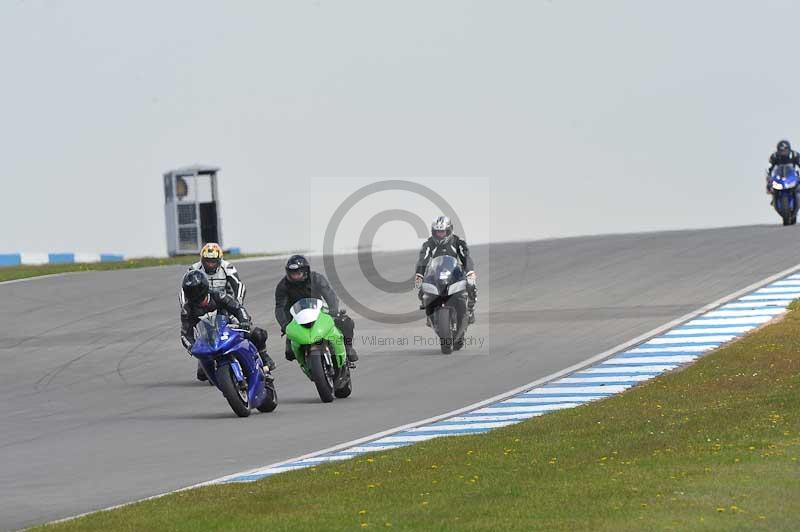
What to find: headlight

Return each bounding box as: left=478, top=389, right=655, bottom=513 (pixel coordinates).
left=421, top=282, right=439, bottom=295
left=448, top=280, right=467, bottom=295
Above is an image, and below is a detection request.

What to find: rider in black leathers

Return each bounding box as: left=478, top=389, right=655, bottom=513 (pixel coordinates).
left=415, top=216, right=478, bottom=323
left=766, top=140, right=800, bottom=193
left=180, top=270, right=275, bottom=381
left=274, top=255, right=358, bottom=363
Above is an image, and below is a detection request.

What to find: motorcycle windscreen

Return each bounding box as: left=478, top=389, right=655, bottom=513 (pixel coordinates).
left=290, top=298, right=325, bottom=325
left=193, top=314, right=235, bottom=354
left=193, top=317, right=219, bottom=354
left=773, top=164, right=799, bottom=183
left=423, top=255, right=466, bottom=290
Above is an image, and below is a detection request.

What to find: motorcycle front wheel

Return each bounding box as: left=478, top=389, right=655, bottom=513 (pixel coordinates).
left=309, top=351, right=335, bottom=403
left=217, top=364, right=251, bottom=418
left=435, top=306, right=454, bottom=354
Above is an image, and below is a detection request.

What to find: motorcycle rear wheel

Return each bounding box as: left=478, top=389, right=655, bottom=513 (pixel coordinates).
left=334, top=366, right=353, bottom=398
left=257, top=381, right=278, bottom=412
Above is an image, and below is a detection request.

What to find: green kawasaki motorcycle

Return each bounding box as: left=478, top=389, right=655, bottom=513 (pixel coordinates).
left=285, top=298, right=353, bottom=403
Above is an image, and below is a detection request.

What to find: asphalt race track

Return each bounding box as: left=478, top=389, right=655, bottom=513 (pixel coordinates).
left=3, top=226, right=800, bottom=530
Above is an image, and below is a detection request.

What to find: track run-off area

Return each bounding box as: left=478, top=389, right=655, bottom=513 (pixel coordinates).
left=3, top=225, right=800, bottom=530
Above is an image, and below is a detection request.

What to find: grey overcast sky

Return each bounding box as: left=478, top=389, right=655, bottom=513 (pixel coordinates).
left=1, top=0, right=798, bottom=257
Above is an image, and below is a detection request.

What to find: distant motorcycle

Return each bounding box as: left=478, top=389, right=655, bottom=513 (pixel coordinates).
left=420, top=255, right=469, bottom=354
left=285, top=298, right=353, bottom=403
left=191, top=314, right=278, bottom=417
left=770, top=164, right=799, bottom=226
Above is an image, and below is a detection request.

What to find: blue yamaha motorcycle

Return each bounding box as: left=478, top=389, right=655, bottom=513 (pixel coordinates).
left=770, top=164, right=799, bottom=226
left=191, top=314, right=278, bottom=417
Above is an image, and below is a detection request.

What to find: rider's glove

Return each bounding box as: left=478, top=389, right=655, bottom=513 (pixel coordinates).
left=414, top=273, right=424, bottom=289
left=237, top=320, right=251, bottom=332
left=466, top=271, right=477, bottom=286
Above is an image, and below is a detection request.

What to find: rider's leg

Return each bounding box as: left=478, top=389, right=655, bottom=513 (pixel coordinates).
left=467, top=284, right=477, bottom=324
left=249, top=327, right=276, bottom=371
left=284, top=337, right=295, bottom=361
left=334, top=312, right=358, bottom=362
left=196, top=360, right=208, bottom=382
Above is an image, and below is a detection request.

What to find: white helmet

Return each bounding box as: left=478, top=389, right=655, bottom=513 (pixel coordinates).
left=431, top=216, right=453, bottom=244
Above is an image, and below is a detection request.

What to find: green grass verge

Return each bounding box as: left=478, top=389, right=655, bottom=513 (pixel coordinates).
left=0, top=254, right=277, bottom=283
left=38, top=305, right=800, bottom=531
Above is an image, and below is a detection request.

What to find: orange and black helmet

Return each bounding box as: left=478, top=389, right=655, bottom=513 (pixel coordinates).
left=200, top=243, right=223, bottom=274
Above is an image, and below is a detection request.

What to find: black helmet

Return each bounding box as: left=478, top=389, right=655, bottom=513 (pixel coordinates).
left=431, top=216, right=454, bottom=245
left=778, top=140, right=792, bottom=156
left=182, top=270, right=210, bottom=304
left=285, top=255, right=310, bottom=284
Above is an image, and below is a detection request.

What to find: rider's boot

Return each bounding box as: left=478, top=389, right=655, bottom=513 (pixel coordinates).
left=467, top=298, right=477, bottom=324
left=346, top=344, right=358, bottom=367
left=196, top=361, right=208, bottom=382
left=346, top=344, right=359, bottom=362
left=284, top=338, right=296, bottom=361
left=259, top=350, right=277, bottom=371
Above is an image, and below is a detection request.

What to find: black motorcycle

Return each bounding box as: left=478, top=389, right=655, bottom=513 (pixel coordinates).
left=420, top=255, right=469, bottom=354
